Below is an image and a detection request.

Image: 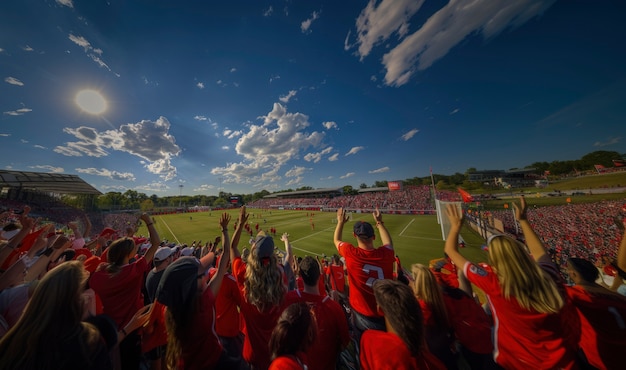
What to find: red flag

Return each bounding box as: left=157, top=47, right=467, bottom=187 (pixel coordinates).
left=457, top=187, right=473, bottom=203
left=613, top=159, right=626, bottom=167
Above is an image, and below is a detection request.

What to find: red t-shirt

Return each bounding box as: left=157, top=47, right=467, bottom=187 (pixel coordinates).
left=233, top=256, right=296, bottom=370
left=463, top=259, right=577, bottom=369
left=209, top=270, right=242, bottom=338
left=442, top=289, right=493, bottom=355
left=286, top=290, right=350, bottom=370
left=326, top=264, right=346, bottom=293
left=269, top=352, right=308, bottom=370
left=337, top=242, right=394, bottom=317
left=566, top=285, right=626, bottom=370
left=179, top=287, right=223, bottom=369
left=359, top=330, right=445, bottom=370
left=89, top=257, right=150, bottom=328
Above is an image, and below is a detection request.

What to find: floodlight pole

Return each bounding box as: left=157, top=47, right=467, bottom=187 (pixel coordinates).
left=179, top=184, right=183, bottom=207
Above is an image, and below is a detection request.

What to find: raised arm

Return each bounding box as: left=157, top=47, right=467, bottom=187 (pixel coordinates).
left=280, top=233, right=294, bottom=269
left=513, top=196, right=546, bottom=261
left=208, top=212, right=231, bottom=297
left=373, top=208, right=392, bottom=248
left=443, top=204, right=470, bottom=269
left=140, top=213, right=161, bottom=263
left=230, top=206, right=249, bottom=259
left=334, top=208, right=349, bottom=251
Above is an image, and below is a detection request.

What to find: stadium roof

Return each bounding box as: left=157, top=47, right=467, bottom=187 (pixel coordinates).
left=0, top=170, right=102, bottom=195
left=264, top=187, right=343, bottom=198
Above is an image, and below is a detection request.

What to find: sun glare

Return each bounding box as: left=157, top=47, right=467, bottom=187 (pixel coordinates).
left=75, top=89, right=107, bottom=115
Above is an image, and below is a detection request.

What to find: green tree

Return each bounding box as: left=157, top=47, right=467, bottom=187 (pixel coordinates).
left=360, top=183, right=368, bottom=189
left=140, top=199, right=155, bottom=212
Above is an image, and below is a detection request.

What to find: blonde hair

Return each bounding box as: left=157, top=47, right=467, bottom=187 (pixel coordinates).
left=244, top=253, right=285, bottom=312
left=0, top=261, right=102, bottom=369
left=411, top=263, right=449, bottom=328
left=488, top=235, right=563, bottom=313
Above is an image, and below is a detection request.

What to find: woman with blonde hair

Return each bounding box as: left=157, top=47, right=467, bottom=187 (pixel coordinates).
left=230, top=206, right=297, bottom=369
left=0, top=261, right=111, bottom=369
left=444, top=197, right=578, bottom=369
left=411, top=264, right=457, bottom=369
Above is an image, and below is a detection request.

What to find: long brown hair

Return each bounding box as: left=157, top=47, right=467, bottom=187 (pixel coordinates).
left=269, top=302, right=317, bottom=361
left=100, top=237, right=136, bottom=274
left=373, top=279, right=425, bottom=357
left=0, top=261, right=103, bottom=369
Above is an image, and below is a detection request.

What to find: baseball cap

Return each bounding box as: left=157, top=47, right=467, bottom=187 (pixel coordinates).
left=252, top=231, right=274, bottom=260
left=180, top=247, right=194, bottom=256
left=154, top=246, right=175, bottom=262
left=156, top=257, right=207, bottom=308
left=353, top=221, right=375, bottom=238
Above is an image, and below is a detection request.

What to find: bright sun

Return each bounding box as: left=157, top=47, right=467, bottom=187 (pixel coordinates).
left=75, top=89, right=107, bottom=115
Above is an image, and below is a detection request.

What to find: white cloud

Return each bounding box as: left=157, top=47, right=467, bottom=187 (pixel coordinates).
left=401, top=128, right=419, bottom=141
left=4, top=77, right=24, bottom=86
left=33, top=144, right=47, bottom=150
left=593, top=137, right=621, bottom=147
left=22, top=45, right=34, bottom=51
left=29, top=165, right=64, bottom=173
left=285, top=166, right=310, bottom=177
left=328, top=153, right=339, bottom=161
left=369, top=167, right=390, bottom=174
left=352, top=0, right=556, bottom=86
left=210, top=103, right=325, bottom=185
left=3, top=107, right=32, bottom=116
left=193, top=184, right=215, bottom=192
left=221, top=146, right=230, bottom=150
left=279, top=90, right=297, bottom=103
left=322, top=121, right=338, bottom=130
left=76, top=167, right=136, bottom=181
left=197, top=82, right=205, bottom=89
left=0, top=134, right=10, bottom=137
left=230, top=68, right=237, bottom=73
left=301, top=10, right=321, bottom=33
left=450, top=108, right=460, bottom=115
left=286, top=176, right=303, bottom=186
left=194, top=115, right=209, bottom=121
left=54, top=116, right=181, bottom=180
left=340, top=172, right=355, bottom=179
left=270, top=75, right=280, bottom=83
left=56, top=0, right=73, bottom=8
left=135, top=182, right=170, bottom=192
left=345, top=146, right=364, bottom=156
left=304, top=147, right=333, bottom=163
left=263, top=6, right=273, bottom=17
left=68, top=33, right=113, bottom=73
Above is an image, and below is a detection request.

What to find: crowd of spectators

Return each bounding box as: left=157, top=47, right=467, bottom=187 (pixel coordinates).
left=1, top=195, right=625, bottom=369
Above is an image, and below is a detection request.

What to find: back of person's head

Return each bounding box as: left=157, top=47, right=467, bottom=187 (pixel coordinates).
left=373, top=279, right=424, bottom=357
left=0, top=261, right=100, bottom=368
left=488, top=235, right=563, bottom=313
left=333, top=254, right=341, bottom=265
left=244, top=233, right=285, bottom=311
left=568, top=257, right=599, bottom=283
left=411, top=263, right=449, bottom=328
left=102, top=237, right=136, bottom=273
left=299, top=256, right=320, bottom=287
left=353, top=221, right=375, bottom=242
left=269, top=302, right=317, bottom=361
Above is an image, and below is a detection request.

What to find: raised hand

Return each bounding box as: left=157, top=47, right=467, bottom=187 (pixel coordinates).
left=512, top=196, right=527, bottom=221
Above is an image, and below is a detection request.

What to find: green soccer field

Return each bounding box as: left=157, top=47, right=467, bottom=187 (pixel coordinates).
left=138, top=209, right=489, bottom=268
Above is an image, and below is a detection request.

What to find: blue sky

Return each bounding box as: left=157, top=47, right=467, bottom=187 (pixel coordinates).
left=1, top=0, right=625, bottom=197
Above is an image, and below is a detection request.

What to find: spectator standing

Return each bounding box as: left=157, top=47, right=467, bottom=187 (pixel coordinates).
left=268, top=302, right=316, bottom=370
left=444, top=198, right=579, bottom=369
left=359, top=279, right=445, bottom=370
left=333, top=207, right=395, bottom=340
left=89, top=213, right=160, bottom=370
left=286, top=256, right=349, bottom=370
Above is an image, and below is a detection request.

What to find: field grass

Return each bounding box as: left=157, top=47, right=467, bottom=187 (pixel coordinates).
left=138, top=209, right=489, bottom=268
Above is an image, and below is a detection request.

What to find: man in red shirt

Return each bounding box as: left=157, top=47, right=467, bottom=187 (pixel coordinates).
left=326, top=254, right=347, bottom=302
left=333, top=207, right=394, bottom=341
left=287, top=256, right=349, bottom=370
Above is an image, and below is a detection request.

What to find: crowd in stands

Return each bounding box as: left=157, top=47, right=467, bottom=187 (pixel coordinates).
left=1, top=195, right=626, bottom=369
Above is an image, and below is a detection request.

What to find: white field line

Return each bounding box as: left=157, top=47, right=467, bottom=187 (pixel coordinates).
left=399, top=218, right=416, bottom=236
left=156, top=216, right=181, bottom=245
left=289, top=226, right=336, bottom=256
